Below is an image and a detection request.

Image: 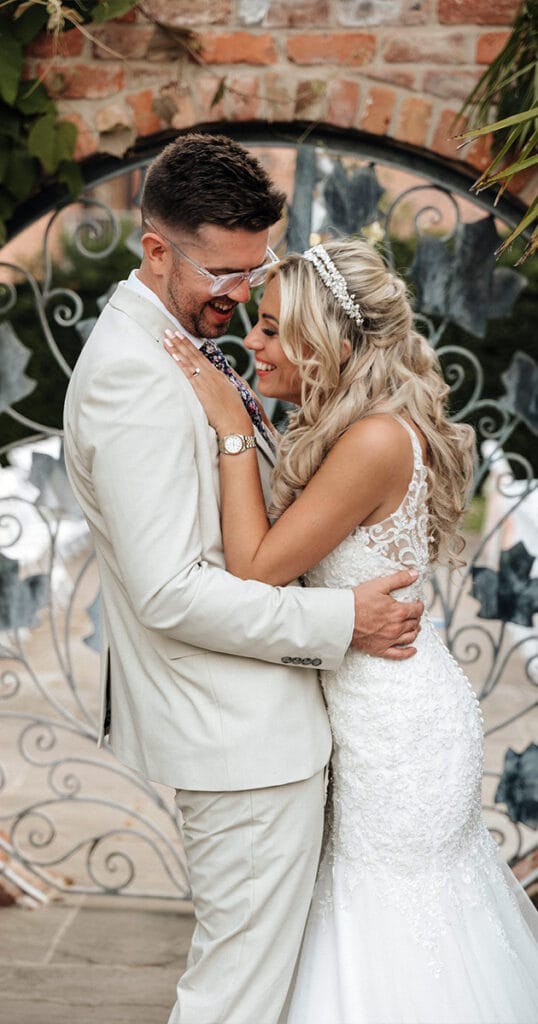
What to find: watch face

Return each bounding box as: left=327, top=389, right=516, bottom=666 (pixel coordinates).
left=225, top=434, right=243, bottom=454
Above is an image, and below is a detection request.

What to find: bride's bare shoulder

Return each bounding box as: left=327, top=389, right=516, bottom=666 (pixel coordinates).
left=335, top=414, right=412, bottom=458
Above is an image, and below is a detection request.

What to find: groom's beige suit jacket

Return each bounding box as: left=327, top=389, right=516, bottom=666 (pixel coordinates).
left=63, top=283, right=354, bottom=791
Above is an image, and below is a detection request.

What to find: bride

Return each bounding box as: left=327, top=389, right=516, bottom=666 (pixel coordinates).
left=166, top=238, right=538, bottom=1023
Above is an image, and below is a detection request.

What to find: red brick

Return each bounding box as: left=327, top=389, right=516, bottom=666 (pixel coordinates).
left=359, top=86, right=396, bottom=134
left=423, top=69, right=481, bottom=101
left=227, top=74, right=263, bottom=120
left=200, top=32, right=278, bottom=64
left=338, top=0, right=432, bottom=25
left=476, top=31, right=510, bottom=64
left=169, top=89, right=197, bottom=130
left=438, top=0, right=520, bottom=25
left=142, top=0, right=230, bottom=27
left=294, top=79, right=328, bottom=118
left=92, top=24, right=156, bottom=60
left=507, top=167, right=538, bottom=202
left=26, top=28, right=85, bottom=58
left=394, top=96, right=433, bottom=146
left=264, top=0, right=329, bottom=27
left=264, top=71, right=296, bottom=120
left=368, top=67, right=416, bottom=89
left=38, top=62, right=124, bottom=99
left=61, top=112, right=98, bottom=159
left=193, top=74, right=227, bottom=121
left=327, top=79, right=360, bottom=127
left=383, top=31, right=470, bottom=64
left=465, top=130, right=495, bottom=172
left=287, top=32, right=376, bottom=66
left=431, top=107, right=464, bottom=160
left=126, top=89, right=163, bottom=136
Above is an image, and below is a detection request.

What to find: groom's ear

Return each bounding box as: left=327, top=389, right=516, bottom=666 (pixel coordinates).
left=141, top=231, right=171, bottom=277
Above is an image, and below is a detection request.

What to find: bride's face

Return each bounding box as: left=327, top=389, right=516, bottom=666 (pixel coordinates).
left=244, top=276, right=302, bottom=405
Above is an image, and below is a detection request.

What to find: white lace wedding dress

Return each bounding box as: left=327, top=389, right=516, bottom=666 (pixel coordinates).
left=287, top=416, right=538, bottom=1024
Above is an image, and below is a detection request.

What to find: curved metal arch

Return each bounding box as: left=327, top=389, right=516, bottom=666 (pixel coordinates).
left=0, top=119, right=536, bottom=900
left=7, top=120, right=530, bottom=241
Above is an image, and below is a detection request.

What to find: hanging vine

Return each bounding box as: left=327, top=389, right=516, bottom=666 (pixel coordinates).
left=0, top=0, right=139, bottom=244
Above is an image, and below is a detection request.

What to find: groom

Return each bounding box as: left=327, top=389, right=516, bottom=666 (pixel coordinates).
left=63, top=132, right=423, bottom=1023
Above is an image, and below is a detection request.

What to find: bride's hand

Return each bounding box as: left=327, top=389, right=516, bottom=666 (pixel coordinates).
left=164, top=330, right=252, bottom=436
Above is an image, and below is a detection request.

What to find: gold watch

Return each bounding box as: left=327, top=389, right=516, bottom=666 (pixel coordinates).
left=218, top=433, right=257, bottom=455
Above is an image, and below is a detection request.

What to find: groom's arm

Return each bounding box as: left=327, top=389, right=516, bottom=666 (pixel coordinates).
left=74, top=350, right=354, bottom=671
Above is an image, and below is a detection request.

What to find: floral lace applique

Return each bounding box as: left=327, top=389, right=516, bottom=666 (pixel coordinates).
left=305, top=416, right=521, bottom=975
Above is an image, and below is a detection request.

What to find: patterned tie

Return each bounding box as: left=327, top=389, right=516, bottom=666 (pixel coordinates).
left=200, top=340, right=273, bottom=447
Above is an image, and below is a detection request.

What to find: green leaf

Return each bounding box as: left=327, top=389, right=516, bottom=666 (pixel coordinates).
left=11, top=3, right=48, bottom=44
left=55, top=119, right=77, bottom=161
left=457, top=105, right=538, bottom=141
left=27, top=112, right=57, bottom=172
left=496, top=197, right=538, bottom=259
left=0, top=184, right=17, bottom=224
left=211, top=77, right=227, bottom=108
left=0, top=102, right=22, bottom=139
left=57, top=158, right=83, bottom=197
left=3, top=146, right=38, bottom=200
left=27, top=114, right=77, bottom=174
left=16, top=79, right=56, bottom=116
left=0, top=22, right=23, bottom=105
left=90, top=0, right=137, bottom=23
left=0, top=139, right=11, bottom=183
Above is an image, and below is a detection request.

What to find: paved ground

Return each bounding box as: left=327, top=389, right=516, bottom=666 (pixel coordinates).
left=0, top=895, right=195, bottom=1024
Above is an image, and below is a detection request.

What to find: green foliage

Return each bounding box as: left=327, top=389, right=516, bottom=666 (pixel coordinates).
left=456, top=1, right=538, bottom=262
left=0, top=0, right=138, bottom=246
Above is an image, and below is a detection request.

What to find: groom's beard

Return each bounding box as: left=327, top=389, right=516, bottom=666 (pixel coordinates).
left=166, top=273, right=237, bottom=340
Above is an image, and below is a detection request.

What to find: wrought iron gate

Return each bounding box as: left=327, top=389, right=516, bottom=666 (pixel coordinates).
left=0, top=124, right=536, bottom=901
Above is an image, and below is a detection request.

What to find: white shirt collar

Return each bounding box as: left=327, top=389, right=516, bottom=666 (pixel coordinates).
left=125, top=269, right=203, bottom=349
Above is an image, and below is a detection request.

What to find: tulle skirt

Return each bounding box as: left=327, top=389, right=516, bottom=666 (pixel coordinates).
left=286, top=854, right=538, bottom=1024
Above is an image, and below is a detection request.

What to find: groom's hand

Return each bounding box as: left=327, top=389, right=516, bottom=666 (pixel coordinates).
left=350, top=570, right=424, bottom=659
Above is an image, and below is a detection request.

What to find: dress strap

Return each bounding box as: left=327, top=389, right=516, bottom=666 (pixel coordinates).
left=392, top=414, right=424, bottom=469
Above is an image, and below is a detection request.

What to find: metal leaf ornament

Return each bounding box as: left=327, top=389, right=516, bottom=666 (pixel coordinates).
left=500, top=351, right=538, bottom=435
left=322, top=161, right=384, bottom=235
left=83, top=593, right=101, bottom=653
left=29, top=446, right=83, bottom=518
left=409, top=235, right=453, bottom=319
left=0, top=553, right=48, bottom=631
left=471, top=541, right=538, bottom=627
left=495, top=743, right=538, bottom=829
left=0, top=322, right=36, bottom=413
left=447, top=217, right=526, bottom=338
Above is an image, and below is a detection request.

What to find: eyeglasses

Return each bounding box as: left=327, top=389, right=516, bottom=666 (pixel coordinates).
left=144, top=219, right=279, bottom=297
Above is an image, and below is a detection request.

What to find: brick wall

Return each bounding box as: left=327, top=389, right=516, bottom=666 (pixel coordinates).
left=23, top=0, right=534, bottom=202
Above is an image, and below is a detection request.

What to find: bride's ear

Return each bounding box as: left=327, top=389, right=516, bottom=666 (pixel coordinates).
left=340, top=338, right=352, bottom=364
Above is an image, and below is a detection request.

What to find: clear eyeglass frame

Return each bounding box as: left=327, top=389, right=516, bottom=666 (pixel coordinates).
left=144, top=218, right=279, bottom=297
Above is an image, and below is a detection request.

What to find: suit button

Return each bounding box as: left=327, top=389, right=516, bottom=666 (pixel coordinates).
left=312, top=658, right=322, bottom=667
left=281, top=656, right=292, bottom=664
left=302, top=658, right=312, bottom=665
left=292, top=657, right=302, bottom=664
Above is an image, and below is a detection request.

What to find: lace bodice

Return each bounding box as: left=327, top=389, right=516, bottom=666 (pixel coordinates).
left=303, top=416, right=513, bottom=975
left=307, top=415, right=430, bottom=599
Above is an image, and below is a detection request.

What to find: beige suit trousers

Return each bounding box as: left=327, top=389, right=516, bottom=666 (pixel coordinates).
left=167, top=771, right=325, bottom=1024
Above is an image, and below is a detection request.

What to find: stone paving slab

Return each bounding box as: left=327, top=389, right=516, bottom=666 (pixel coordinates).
left=0, top=898, right=195, bottom=1024
left=51, top=904, right=194, bottom=967
left=0, top=964, right=181, bottom=1024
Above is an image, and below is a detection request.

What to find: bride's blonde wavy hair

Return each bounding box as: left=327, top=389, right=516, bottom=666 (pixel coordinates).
left=268, top=238, right=475, bottom=565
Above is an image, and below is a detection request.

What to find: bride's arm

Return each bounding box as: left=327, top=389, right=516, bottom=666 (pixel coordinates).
left=166, top=334, right=405, bottom=586
left=218, top=418, right=397, bottom=585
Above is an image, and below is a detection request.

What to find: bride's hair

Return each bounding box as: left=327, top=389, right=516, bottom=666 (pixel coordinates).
left=268, top=238, right=475, bottom=565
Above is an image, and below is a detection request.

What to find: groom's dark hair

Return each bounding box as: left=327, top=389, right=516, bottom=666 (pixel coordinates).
left=141, top=132, right=286, bottom=234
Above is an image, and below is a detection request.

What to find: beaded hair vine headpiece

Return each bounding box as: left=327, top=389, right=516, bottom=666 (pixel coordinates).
left=303, top=244, right=364, bottom=328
